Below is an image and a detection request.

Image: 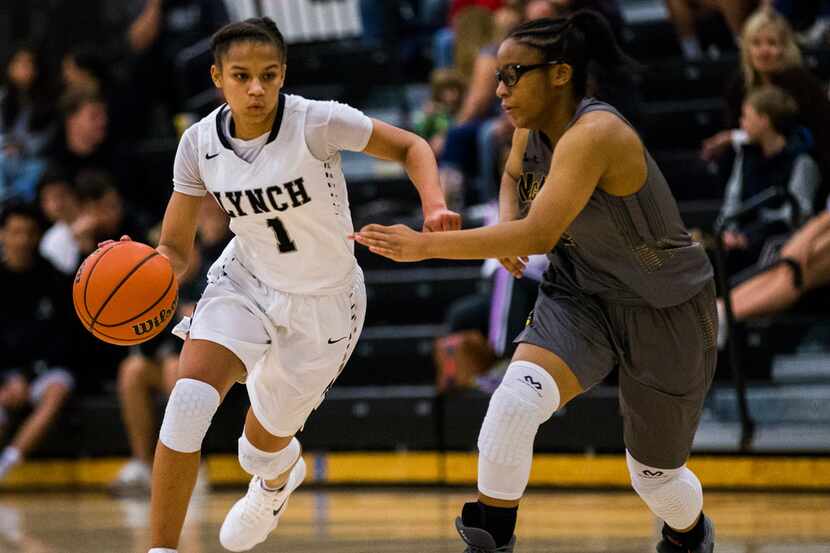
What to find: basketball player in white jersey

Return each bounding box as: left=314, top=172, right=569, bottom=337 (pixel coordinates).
left=131, top=17, right=460, bottom=553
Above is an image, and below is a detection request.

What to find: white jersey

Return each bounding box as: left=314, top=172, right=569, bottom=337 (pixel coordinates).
left=173, top=94, right=373, bottom=294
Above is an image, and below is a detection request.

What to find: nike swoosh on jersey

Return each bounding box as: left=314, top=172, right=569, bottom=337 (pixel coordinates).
left=327, top=336, right=347, bottom=344
left=205, top=152, right=220, bottom=159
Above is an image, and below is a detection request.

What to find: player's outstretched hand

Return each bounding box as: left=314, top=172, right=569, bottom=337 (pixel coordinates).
left=423, top=207, right=461, bottom=232
left=350, top=224, right=427, bottom=262
left=499, top=256, right=528, bottom=278
left=97, top=235, right=132, bottom=248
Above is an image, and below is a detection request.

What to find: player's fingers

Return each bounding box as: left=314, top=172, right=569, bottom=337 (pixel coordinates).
left=120, top=235, right=132, bottom=241
left=359, top=223, right=390, bottom=234
left=369, top=246, right=397, bottom=259
left=354, top=233, right=394, bottom=251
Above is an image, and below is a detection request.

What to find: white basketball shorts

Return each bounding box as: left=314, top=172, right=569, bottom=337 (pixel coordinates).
left=172, top=253, right=366, bottom=437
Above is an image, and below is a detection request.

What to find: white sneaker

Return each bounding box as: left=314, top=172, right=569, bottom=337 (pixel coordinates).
left=109, top=459, right=152, bottom=497
left=219, top=457, right=306, bottom=552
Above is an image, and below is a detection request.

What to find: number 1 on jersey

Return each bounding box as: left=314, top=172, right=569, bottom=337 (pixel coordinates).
left=266, top=217, right=297, bottom=253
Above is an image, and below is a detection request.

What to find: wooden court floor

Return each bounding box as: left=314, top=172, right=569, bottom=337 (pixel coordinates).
left=1, top=489, right=828, bottom=553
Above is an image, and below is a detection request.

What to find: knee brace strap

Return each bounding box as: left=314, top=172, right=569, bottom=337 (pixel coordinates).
left=159, top=378, right=220, bottom=453
left=780, top=257, right=804, bottom=289
left=238, top=434, right=301, bottom=480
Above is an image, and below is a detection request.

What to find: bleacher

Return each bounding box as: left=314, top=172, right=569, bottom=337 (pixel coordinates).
left=5, top=0, right=830, bottom=468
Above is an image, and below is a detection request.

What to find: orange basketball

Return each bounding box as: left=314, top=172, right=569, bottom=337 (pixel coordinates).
left=72, top=241, right=179, bottom=346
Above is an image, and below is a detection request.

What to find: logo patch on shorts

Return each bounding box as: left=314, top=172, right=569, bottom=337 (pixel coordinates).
left=525, top=310, right=535, bottom=327
left=641, top=470, right=665, bottom=478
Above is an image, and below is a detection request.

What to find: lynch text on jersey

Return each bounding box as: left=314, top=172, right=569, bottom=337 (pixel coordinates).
left=212, top=178, right=312, bottom=218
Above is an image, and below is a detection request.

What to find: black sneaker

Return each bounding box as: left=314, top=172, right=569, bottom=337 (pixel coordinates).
left=455, top=517, right=516, bottom=553
left=656, top=515, right=715, bottom=553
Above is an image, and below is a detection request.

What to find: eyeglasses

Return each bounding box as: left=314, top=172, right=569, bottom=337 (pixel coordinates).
left=495, top=61, right=562, bottom=87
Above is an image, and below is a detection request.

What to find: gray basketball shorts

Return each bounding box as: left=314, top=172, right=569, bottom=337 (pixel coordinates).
left=516, top=281, right=717, bottom=469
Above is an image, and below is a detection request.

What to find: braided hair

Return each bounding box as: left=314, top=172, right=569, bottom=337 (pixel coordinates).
left=210, top=17, right=287, bottom=66
left=506, top=10, right=636, bottom=98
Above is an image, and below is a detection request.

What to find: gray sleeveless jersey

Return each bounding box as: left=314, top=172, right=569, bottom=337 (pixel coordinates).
left=519, top=98, right=713, bottom=308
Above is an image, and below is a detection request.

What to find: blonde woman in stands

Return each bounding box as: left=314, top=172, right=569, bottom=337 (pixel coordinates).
left=702, top=7, right=830, bottom=179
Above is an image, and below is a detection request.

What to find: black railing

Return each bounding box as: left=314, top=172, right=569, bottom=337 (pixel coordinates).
left=712, top=185, right=801, bottom=450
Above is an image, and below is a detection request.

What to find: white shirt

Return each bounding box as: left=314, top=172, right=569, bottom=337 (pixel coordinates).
left=172, top=94, right=373, bottom=294
left=39, top=222, right=80, bottom=275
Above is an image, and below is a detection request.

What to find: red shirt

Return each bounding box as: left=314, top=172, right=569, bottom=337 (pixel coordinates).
left=449, top=0, right=504, bottom=21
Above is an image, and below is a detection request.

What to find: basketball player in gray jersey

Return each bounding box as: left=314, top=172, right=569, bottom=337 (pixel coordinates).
left=354, top=10, right=717, bottom=553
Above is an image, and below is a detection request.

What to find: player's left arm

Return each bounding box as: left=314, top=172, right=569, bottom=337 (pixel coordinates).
left=353, top=115, right=615, bottom=261
left=362, top=118, right=461, bottom=232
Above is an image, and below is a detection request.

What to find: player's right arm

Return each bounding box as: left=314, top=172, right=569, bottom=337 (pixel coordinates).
left=157, top=192, right=202, bottom=280
left=498, top=129, right=529, bottom=278
left=157, top=126, right=206, bottom=279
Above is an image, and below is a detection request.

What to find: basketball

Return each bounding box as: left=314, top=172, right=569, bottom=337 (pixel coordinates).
left=72, top=240, right=179, bottom=346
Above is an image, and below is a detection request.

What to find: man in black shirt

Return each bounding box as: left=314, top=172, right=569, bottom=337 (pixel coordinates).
left=0, top=203, right=75, bottom=480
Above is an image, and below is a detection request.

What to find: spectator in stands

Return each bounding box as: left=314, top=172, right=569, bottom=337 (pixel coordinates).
left=439, top=3, right=532, bottom=207
left=0, top=203, right=75, bottom=481
left=702, top=8, right=830, bottom=181
left=717, top=201, right=830, bottom=347
left=61, top=46, right=111, bottom=96
left=0, top=44, right=56, bottom=203
left=109, top=197, right=230, bottom=496
left=719, top=86, right=820, bottom=271
left=415, top=68, right=467, bottom=155
left=432, top=0, right=506, bottom=69
left=665, top=0, right=758, bottom=60
left=73, top=170, right=146, bottom=258
left=435, top=254, right=544, bottom=393
left=43, top=91, right=113, bottom=186
left=36, top=167, right=84, bottom=274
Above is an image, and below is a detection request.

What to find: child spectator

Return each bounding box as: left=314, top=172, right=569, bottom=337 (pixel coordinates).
left=719, top=86, right=820, bottom=270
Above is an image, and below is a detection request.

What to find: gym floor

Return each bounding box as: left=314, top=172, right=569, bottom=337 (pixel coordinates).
left=2, top=489, right=828, bottom=552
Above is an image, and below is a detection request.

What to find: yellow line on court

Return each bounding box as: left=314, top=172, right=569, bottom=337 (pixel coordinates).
left=1, top=453, right=829, bottom=490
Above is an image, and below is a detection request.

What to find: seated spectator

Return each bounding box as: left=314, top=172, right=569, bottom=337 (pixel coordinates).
left=61, top=46, right=111, bottom=96
left=717, top=203, right=830, bottom=347
left=719, top=86, right=820, bottom=271
left=73, top=169, right=147, bottom=258
left=438, top=3, right=527, bottom=206
left=109, top=197, right=230, bottom=495
left=702, top=8, right=830, bottom=181
left=43, top=91, right=113, bottom=186
left=435, top=255, right=545, bottom=393
left=0, top=44, right=57, bottom=203
left=414, top=68, right=467, bottom=155
left=36, top=168, right=83, bottom=274
left=665, top=0, right=758, bottom=60
left=0, top=203, right=75, bottom=480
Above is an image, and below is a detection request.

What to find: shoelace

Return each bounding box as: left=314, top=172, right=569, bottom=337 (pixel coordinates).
left=240, top=480, right=283, bottom=526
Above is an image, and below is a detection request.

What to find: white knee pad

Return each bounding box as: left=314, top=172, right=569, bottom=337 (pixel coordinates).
left=627, top=451, right=703, bottom=530
left=159, top=378, right=221, bottom=453
left=477, top=361, right=560, bottom=500
left=238, top=434, right=301, bottom=480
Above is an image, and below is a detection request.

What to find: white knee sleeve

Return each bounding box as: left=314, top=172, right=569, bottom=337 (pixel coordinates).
left=238, top=434, right=301, bottom=480
left=159, top=378, right=220, bottom=453
left=477, top=361, right=560, bottom=500
left=627, top=451, right=703, bottom=530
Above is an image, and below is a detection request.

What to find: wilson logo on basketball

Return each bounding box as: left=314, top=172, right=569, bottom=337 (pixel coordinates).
left=132, top=301, right=177, bottom=336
